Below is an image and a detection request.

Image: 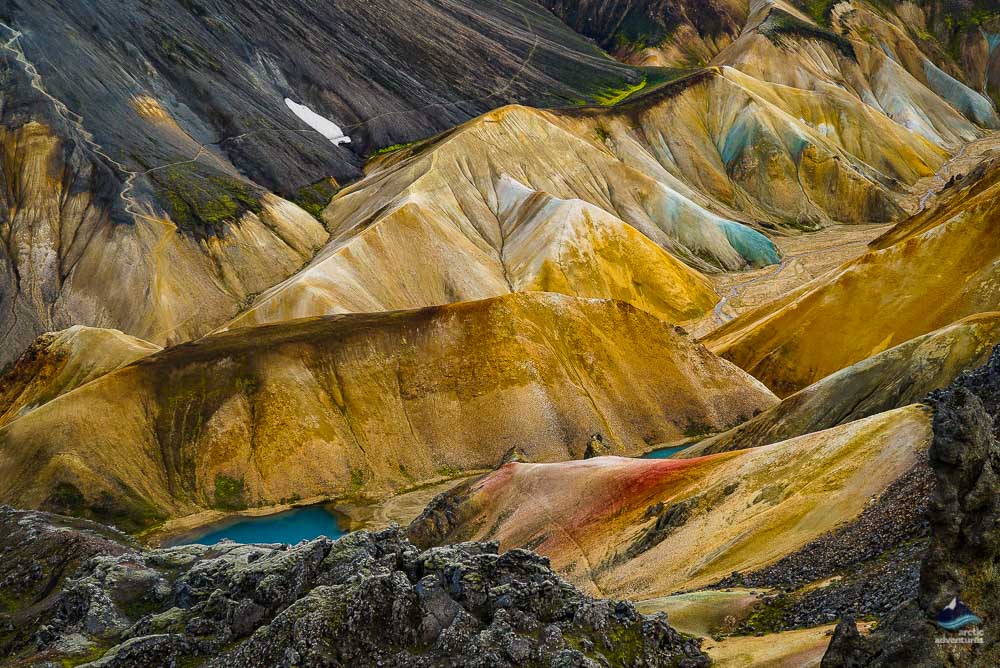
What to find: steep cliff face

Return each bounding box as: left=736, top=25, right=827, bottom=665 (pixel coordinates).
left=0, top=508, right=709, bottom=667
left=0, top=293, right=777, bottom=530
left=823, top=347, right=1000, bottom=667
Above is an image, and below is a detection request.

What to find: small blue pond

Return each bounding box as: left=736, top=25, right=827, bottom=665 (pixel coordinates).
left=171, top=505, right=348, bottom=546
left=641, top=444, right=692, bottom=459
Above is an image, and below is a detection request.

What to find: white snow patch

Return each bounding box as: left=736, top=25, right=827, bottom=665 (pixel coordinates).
left=284, top=98, right=351, bottom=146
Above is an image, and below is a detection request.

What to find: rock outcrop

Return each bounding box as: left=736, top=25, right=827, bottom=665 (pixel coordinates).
left=0, top=507, right=709, bottom=667
left=822, top=347, right=1000, bottom=667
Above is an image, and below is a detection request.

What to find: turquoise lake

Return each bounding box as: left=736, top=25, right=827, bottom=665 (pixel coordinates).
left=171, top=505, right=348, bottom=546
left=641, top=444, right=692, bottom=459
left=170, top=448, right=689, bottom=547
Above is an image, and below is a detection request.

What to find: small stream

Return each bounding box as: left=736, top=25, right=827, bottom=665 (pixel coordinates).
left=167, top=505, right=349, bottom=546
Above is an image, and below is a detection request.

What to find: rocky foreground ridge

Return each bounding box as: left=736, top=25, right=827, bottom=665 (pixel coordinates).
left=0, top=511, right=708, bottom=667
left=822, top=347, right=1000, bottom=667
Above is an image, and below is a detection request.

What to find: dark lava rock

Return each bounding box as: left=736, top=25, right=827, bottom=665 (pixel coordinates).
left=626, top=496, right=699, bottom=559
left=407, top=476, right=481, bottom=551
left=822, top=346, right=1000, bottom=667
left=584, top=433, right=611, bottom=459
left=0, top=508, right=708, bottom=667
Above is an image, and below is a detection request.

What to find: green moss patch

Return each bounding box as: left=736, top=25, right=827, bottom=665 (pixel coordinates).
left=151, top=163, right=264, bottom=238
left=369, top=141, right=417, bottom=158
left=760, top=9, right=856, bottom=59
left=736, top=593, right=794, bottom=634
left=213, top=474, right=247, bottom=511
left=592, top=78, right=648, bottom=106
left=293, top=178, right=340, bottom=220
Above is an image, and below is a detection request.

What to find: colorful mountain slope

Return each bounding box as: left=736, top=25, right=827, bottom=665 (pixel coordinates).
left=703, top=157, right=1000, bottom=396
left=0, top=293, right=776, bottom=530
left=228, top=54, right=968, bottom=331
left=719, top=1, right=996, bottom=141
left=0, top=118, right=330, bottom=365
left=685, top=312, right=1000, bottom=456
left=558, top=66, right=946, bottom=228
left=0, top=0, right=648, bottom=365
left=225, top=125, right=730, bottom=330
left=3, top=0, right=995, bottom=364
left=409, top=405, right=930, bottom=598
left=824, top=0, right=1000, bottom=119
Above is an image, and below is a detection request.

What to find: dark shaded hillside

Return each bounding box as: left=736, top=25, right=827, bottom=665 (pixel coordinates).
left=0, top=0, right=643, bottom=200
left=534, top=0, right=746, bottom=64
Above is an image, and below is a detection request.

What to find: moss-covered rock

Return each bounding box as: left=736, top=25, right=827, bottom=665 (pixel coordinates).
left=0, top=509, right=708, bottom=667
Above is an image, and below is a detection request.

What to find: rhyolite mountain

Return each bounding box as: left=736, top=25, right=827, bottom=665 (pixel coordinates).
left=685, top=312, right=1000, bottom=457
left=705, top=156, right=1000, bottom=396
left=0, top=0, right=648, bottom=364
left=0, top=0, right=998, bottom=664
left=0, top=294, right=776, bottom=531
left=408, top=404, right=931, bottom=597
left=1, top=0, right=997, bottom=365
left=408, top=350, right=1000, bottom=663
